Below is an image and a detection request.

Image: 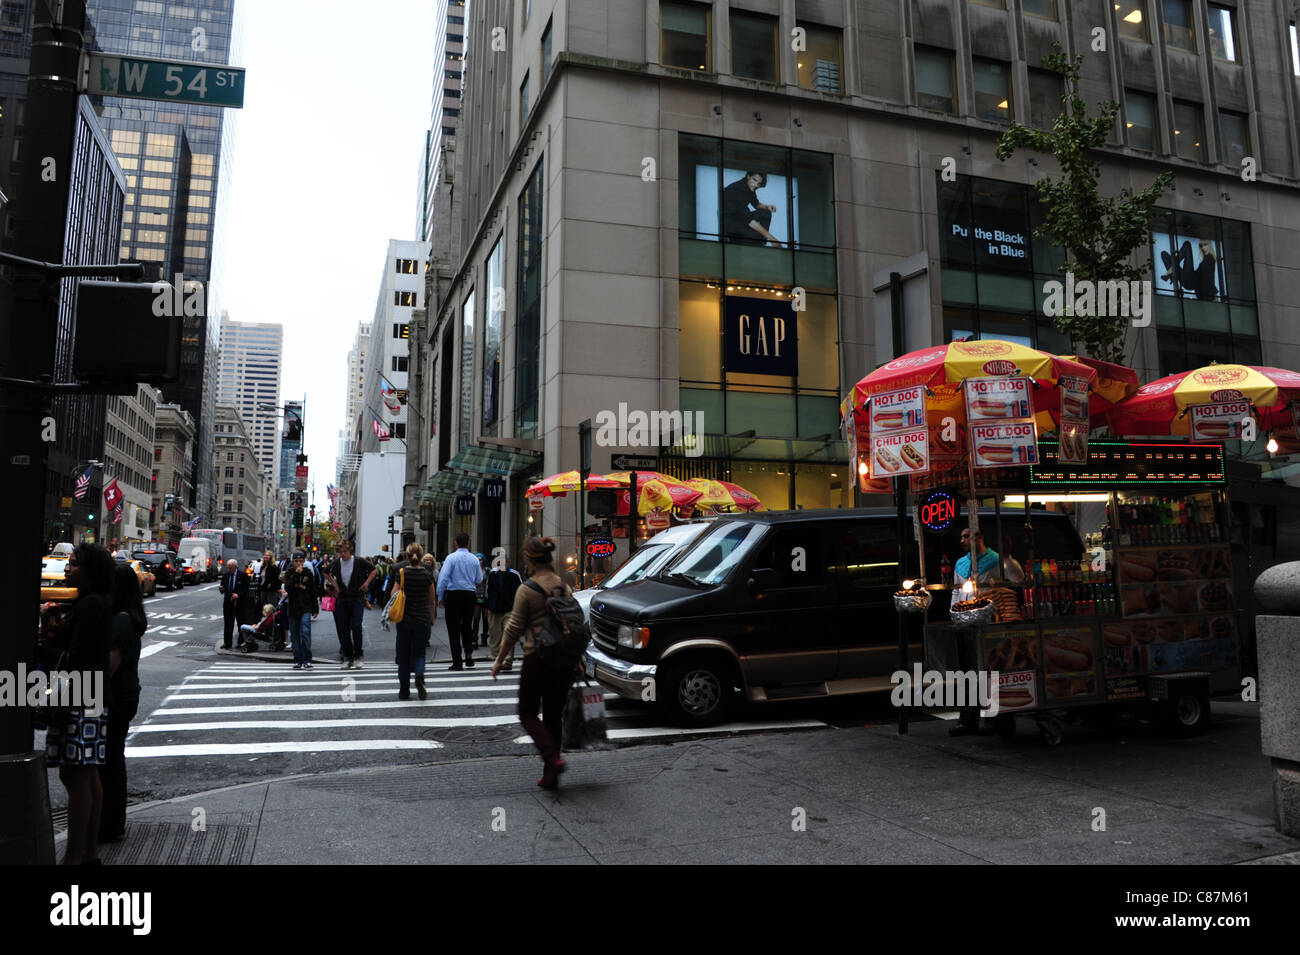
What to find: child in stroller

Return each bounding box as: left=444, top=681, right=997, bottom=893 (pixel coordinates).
left=239, top=597, right=288, bottom=653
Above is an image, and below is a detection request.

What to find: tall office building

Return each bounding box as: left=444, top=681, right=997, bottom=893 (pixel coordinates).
left=345, top=321, right=371, bottom=435
left=420, top=0, right=466, bottom=242
left=216, top=312, right=283, bottom=488
left=84, top=0, right=244, bottom=524
left=278, top=399, right=302, bottom=490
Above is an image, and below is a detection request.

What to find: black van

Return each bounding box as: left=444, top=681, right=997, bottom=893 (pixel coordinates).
left=584, top=506, right=1083, bottom=725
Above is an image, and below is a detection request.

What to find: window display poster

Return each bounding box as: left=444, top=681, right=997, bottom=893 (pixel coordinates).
left=697, top=166, right=790, bottom=244
left=1059, top=420, right=1089, bottom=465
left=1059, top=376, right=1091, bottom=423
left=1151, top=230, right=1224, bottom=300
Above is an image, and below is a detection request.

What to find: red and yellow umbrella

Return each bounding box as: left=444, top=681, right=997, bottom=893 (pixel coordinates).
left=685, top=478, right=762, bottom=512
left=841, top=340, right=1098, bottom=434
left=603, top=471, right=703, bottom=511
left=1055, top=354, right=1140, bottom=429
left=1108, top=364, right=1300, bottom=438
left=525, top=470, right=621, bottom=498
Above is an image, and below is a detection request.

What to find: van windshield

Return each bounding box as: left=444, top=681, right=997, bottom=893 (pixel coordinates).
left=599, top=542, right=674, bottom=590
left=655, top=521, right=767, bottom=586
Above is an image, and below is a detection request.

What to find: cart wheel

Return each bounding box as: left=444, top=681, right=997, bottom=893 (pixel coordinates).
left=1037, top=717, right=1064, bottom=747
left=1165, top=690, right=1210, bottom=737
left=994, top=714, right=1017, bottom=739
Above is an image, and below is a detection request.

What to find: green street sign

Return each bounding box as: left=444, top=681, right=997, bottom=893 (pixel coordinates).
left=84, top=53, right=245, bottom=108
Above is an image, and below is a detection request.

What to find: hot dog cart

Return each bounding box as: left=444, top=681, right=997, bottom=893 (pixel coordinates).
left=915, top=440, right=1241, bottom=745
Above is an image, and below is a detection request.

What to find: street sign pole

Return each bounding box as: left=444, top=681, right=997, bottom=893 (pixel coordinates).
left=578, top=419, right=590, bottom=588
left=0, top=0, right=87, bottom=865
left=629, top=469, right=639, bottom=556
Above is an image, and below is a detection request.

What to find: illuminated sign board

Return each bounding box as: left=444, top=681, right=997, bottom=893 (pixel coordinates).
left=1030, top=441, right=1226, bottom=486
left=919, top=490, right=958, bottom=533
left=586, top=538, right=615, bottom=559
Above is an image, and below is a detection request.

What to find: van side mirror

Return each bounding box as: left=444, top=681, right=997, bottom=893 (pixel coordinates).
left=748, top=567, right=780, bottom=594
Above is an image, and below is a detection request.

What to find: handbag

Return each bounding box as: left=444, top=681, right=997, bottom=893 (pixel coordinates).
left=32, top=649, right=73, bottom=730
left=320, top=595, right=336, bottom=613
left=561, top=677, right=608, bottom=750
left=387, top=569, right=406, bottom=623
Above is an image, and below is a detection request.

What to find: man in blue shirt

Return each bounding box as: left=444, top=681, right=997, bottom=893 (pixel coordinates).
left=950, top=528, right=1023, bottom=609
left=437, top=532, right=484, bottom=670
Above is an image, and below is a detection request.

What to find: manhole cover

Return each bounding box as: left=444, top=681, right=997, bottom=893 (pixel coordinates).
left=185, top=639, right=216, bottom=649
left=424, top=725, right=521, bottom=744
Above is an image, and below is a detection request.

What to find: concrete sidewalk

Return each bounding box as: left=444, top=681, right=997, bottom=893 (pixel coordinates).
left=86, top=705, right=1300, bottom=865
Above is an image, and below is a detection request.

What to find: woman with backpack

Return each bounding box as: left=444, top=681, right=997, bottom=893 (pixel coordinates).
left=491, top=536, right=578, bottom=789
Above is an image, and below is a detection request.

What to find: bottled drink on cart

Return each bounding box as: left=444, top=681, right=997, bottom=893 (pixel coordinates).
left=940, top=553, right=952, bottom=588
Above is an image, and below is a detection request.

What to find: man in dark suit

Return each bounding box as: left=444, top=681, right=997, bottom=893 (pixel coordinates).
left=219, top=559, right=248, bottom=649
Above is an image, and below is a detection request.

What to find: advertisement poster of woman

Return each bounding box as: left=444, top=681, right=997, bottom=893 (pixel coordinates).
left=1155, top=228, right=1222, bottom=300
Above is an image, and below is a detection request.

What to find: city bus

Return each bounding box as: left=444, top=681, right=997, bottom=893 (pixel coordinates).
left=222, top=530, right=267, bottom=568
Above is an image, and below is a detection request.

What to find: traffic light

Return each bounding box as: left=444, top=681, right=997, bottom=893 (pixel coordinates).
left=387, top=515, right=394, bottom=533
left=87, top=513, right=95, bottom=521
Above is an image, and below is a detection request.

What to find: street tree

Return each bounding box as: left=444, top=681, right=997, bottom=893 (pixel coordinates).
left=995, top=51, right=1172, bottom=363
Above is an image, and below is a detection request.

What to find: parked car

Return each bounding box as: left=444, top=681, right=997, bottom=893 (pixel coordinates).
left=573, top=523, right=711, bottom=621
left=584, top=507, right=1083, bottom=726
left=114, top=554, right=157, bottom=597
left=40, top=555, right=78, bottom=605
left=133, top=548, right=182, bottom=590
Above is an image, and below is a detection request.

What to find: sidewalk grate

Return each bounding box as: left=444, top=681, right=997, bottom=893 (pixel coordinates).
left=424, top=726, right=522, bottom=744
left=184, top=639, right=216, bottom=649
left=99, top=811, right=258, bottom=866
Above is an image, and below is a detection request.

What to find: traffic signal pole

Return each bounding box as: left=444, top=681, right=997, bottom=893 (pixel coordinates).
left=0, top=0, right=88, bottom=863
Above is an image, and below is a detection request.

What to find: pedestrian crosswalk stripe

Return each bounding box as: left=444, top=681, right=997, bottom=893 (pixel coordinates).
left=510, top=719, right=825, bottom=744
left=167, top=675, right=520, bottom=690
left=151, top=698, right=520, bottom=715
left=164, top=685, right=523, bottom=700
left=132, top=716, right=520, bottom=732
left=126, top=739, right=444, bottom=757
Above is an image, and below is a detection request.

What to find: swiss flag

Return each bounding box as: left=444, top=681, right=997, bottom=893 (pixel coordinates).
left=103, top=477, right=124, bottom=511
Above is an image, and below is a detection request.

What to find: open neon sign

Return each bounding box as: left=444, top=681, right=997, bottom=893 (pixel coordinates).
left=920, top=490, right=957, bottom=532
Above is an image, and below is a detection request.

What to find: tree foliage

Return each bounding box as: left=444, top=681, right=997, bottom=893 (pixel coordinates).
left=995, top=51, right=1172, bottom=363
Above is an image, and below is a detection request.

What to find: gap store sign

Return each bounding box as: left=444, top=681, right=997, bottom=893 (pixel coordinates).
left=723, top=295, right=798, bottom=377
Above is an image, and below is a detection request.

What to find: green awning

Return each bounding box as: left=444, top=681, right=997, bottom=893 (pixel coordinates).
left=445, top=444, right=541, bottom=477
left=417, top=470, right=483, bottom=509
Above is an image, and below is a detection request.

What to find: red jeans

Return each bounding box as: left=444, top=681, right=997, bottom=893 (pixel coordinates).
left=517, top=653, right=572, bottom=764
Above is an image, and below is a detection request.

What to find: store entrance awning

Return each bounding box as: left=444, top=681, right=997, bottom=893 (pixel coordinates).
left=444, top=444, right=541, bottom=477
left=417, top=470, right=484, bottom=509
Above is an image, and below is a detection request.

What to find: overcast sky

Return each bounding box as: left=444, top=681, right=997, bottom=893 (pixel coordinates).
left=219, top=0, right=433, bottom=498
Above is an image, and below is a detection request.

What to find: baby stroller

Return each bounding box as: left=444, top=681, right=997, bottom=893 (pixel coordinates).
left=238, top=594, right=289, bottom=653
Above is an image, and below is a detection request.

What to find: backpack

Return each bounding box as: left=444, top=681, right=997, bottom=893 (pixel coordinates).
left=524, top=579, right=590, bottom=671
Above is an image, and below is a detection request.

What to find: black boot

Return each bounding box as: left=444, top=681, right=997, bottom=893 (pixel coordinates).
left=415, top=673, right=427, bottom=700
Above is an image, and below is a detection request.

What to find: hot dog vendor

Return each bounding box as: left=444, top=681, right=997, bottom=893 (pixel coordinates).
left=950, top=528, right=1025, bottom=609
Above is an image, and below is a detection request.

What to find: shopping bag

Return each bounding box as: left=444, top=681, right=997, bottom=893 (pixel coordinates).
left=320, top=595, right=336, bottom=613
left=386, top=569, right=406, bottom=623
left=561, top=679, right=608, bottom=750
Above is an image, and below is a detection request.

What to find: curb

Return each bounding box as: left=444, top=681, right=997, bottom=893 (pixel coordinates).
left=212, top=646, right=338, bottom=665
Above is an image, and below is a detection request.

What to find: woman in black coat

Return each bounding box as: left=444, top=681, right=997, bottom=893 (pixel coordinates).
left=41, top=543, right=115, bottom=864
left=99, top=564, right=145, bottom=843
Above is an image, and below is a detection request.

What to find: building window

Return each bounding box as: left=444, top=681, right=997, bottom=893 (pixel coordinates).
left=1207, top=4, right=1237, bottom=62
left=395, top=290, right=416, bottom=306
left=1173, top=100, right=1205, bottom=161
left=1126, top=90, right=1157, bottom=151
left=515, top=160, right=544, bottom=439
left=484, top=236, right=505, bottom=435
left=915, top=47, right=956, bottom=113
left=460, top=290, right=475, bottom=452
left=393, top=423, right=407, bottom=440
left=395, top=258, right=416, bottom=273
left=660, top=1, right=710, bottom=71
left=1291, top=23, right=1300, bottom=76
left=238, top=484, right=244, bottom=495
left=520, top=72, right=531, bottom=128
left=730, top=10, right=778, bottom=82
left=393, top=323, right=410, bottom=338
left=1028, top=69, right=1062, bottom=130
left=223, top=499, right=232, bottom=511
left=392, top=355, right=409, bottom=372
left=227, top=452, right=234, bottom=462
left=1115, top=3, right=1148, bottom=42
left=239, top=467, right=245, bottom=478
left=1218, top=110, right=1249, bottom=166
left=795, top=23, right=842, bottom=94
left=972, top=59, right=1011, bottom=122
left=1151, top=209, right=1258, bottom=374
left=1023, top=0, right=1058, bottom=18
left=970, top=0, right=1006, bottom=8
left=541, top=18, right=553, bottom=85
left=237, top=501, right=243, bottom=512
left=1163, top=0, right=1195, bottom=52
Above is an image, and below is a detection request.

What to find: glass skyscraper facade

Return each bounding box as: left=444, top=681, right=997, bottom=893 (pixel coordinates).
left=84, top=0, right=242, bottom=522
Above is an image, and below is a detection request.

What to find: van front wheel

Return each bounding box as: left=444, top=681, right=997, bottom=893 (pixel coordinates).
left=660, top=655, right=734, bottom=727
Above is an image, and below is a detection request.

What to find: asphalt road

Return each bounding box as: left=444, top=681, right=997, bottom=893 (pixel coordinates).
left=45, top=579, right=881, bottom=816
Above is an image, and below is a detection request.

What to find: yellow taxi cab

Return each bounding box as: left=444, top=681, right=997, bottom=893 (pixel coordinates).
left=129, top=558, right=157, bottom=597
left=40, top=555, right=79, bottom=605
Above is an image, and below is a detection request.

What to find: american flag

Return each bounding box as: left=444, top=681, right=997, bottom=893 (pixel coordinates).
left=73, top=465, right=94, bottom=500
left=112, top=503, right=124, bottom=524
left=184, top=516, right=201, bottom=531
left=372, top=417, right=390, bottom=441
